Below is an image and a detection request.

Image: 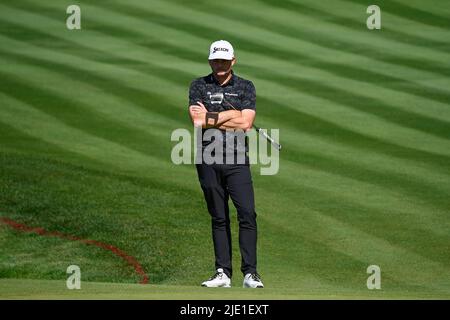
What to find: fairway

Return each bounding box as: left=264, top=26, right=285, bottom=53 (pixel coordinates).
left=1, top=279, right=447, bottom=300
left=1, top=0, right=450, bottom=300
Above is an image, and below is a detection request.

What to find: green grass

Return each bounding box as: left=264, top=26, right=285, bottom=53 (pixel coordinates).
left=0, top=0, right=450, bottom=299
left=1, top=279, right=448, bottom=300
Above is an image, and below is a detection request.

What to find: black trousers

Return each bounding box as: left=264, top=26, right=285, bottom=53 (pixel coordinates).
left=196, top=163, right=257, bottom=278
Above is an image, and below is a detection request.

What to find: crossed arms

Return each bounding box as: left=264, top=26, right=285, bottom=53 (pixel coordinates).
left=189, top=102, right=256, bottom=132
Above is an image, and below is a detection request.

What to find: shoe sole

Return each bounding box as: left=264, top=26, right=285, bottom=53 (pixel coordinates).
left=243, top=284, right=264, bottom=288
left=201, top=284, right=231, bottom=288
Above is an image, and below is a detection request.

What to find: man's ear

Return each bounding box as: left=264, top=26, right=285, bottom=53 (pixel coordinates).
left=231, top=57, right=236, bottom=67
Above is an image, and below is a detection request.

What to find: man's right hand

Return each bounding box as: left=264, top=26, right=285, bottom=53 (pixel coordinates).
left=190, top=101, right=209, bottom=115
left=189, top=102, right=241, bottom=128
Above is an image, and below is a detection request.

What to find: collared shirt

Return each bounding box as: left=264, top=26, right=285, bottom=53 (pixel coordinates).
left=189, top=72, right=256, bottom=112
left=188, top=72, right=256, bottom=165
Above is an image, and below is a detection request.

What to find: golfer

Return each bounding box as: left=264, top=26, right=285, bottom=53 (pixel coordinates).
left=188, top=40, right=264, bottom=288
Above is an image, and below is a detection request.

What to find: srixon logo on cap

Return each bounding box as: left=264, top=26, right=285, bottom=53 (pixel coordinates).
left=213, top=47, right=229, bottom=54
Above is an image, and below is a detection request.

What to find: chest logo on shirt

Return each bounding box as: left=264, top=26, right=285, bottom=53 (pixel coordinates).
left=209, top=92, right=224, bottom=104
left=208, top=92, right=239, bottom=105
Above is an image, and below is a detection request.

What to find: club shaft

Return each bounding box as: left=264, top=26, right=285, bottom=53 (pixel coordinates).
left=221, top=99, right=282, bottom=150
left=256, top=127, right=281, bottom=150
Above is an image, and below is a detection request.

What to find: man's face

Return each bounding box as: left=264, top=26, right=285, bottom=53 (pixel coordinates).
left=209, top=58, right=236, bottom=76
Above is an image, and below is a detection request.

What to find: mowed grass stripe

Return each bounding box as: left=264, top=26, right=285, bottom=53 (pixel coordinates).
left=191, top=0, right=450, bottom=101
left=0, top=93, right=196, bottom=187
left=89, top=1, right=450, bottom=145
left=3, top=1, right=450, bottom=130
left=1, top=3, right=448, bottom=162
left=0, top=8, right=450, bottom=178
left=0, top=150, right=429, bottom=292
left=404, top=0, right=450, bottom=17
left=93, top=0, right=450, bottom=106
left=345, top=0, right=450, bottom=29
left=220, top=0, right=450, bottom=77
left=0, top=67, right=176, bottom=165
left=12, top=0, right=450, bottom=110
left=1, top=42, right=449, bottom=222
left=0, top=41, right=192, bottom=166
left=1, top=30, right=448, bottom=202
left=0, top=93, right=158, bottom=174
left=0, top=155, right=359, bottom=288
left=106, top=0, right=450, bottom=90
left=2, top=87, right=446, bottom=282
left=270, top=179, right=450, bottom=259
left=87, top=1, right=450, bottom=129
left=2, top=97, right=200, bottom=281
left=258, top=218, right=378, bottom=290
left=263, top=129, right=450, bottom=198
left=0, top=50, right=197, bottom=182
left=0, top=113, right=440, bottom=290
left=253, top=82, right=448, bottom=174
left=0, top=28, right=198, bottom=133
left=0, top=151, right=203, bottom=230
left=273, top=146, right=450, bottom=215
left=170, top=0, right=450, bottom=79
left=0, top=45, right=188, bottom=135
left=253, top=184, right=450, bottom=291
left=0, top=152, right=211, bottom=284
left=1, top=148, right=444, bottom=290
left=257, top=94, right=450, bottom=173
left=261, top=212, right=450, bottom=293
left=257, top=185, right=450, bottom=272
left=6, top=47, right=442, bottom=248
left=2, top=29, right=449, bottom=168
left=0, top=123, right=111, bottom=171
left=125, top=0, right=450, bottom=66
left=242, top=65, right=450, bottom=141
left=242, top=69, right=450, bottom=156
left=261, top=203, right=450, bottom=292
left=253, top=208, right=374, bottom=290
left=273, top=159, right=450, bottom=234
left=83, top=2, right=450, bottom=123
left=259, top=0, right=450, bottom=51
left=0, top=151, right=330, bottom=284
left=261, top=155, right=450, bottom=239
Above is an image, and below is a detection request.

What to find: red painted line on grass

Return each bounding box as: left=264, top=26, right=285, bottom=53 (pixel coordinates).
left=0, top=217, right=149, bottom=284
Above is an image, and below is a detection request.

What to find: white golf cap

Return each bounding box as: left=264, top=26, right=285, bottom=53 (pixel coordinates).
left=208, top=40, right=234, bottom=60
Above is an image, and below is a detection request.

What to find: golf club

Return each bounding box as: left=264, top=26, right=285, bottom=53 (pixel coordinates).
left=221, top=98, right=282, bottom=151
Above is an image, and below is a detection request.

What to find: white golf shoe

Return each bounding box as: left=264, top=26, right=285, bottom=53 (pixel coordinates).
left=243, top=273, right=264, bottom=288
left=201, top=268, right=231, bottom=287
